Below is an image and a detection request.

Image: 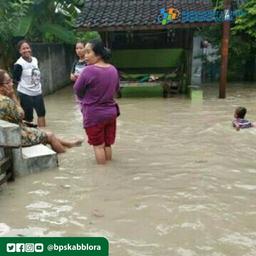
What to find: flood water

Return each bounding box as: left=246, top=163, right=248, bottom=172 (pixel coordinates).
left=1, top=84, right=256, bottom=256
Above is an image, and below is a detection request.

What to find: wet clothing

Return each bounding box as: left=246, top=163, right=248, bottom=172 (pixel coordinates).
left=73, top=64, right=120, bottom=128
left=18, top=92, right=46, bottom=122
left=85, top=117, right=116, bottom=146
left=0, top=95, right=47, bottom=146
left=232, top=118, right=253, bottom=129
left=13, top=56, right=46, bottom=122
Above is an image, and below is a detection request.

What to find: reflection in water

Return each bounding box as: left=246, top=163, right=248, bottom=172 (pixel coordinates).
left=1, top=84, right=256, bottom=255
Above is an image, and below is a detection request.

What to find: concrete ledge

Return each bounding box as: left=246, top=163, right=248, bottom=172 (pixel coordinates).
left=0, top=120, right=58, bottom=178
left=22, top=144, right=56, bottom=159
left=0, top=120, right=21, bottom=147
left=13, top=144, right=58, bottom=176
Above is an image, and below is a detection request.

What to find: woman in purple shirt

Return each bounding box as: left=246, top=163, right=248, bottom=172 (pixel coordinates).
left=74, top=39, right=120, bottom=164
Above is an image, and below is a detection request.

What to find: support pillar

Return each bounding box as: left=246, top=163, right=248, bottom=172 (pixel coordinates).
left=219, top=0, right=231, bottom=98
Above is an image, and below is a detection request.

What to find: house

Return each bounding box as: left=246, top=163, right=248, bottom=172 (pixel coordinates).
left=76, top=0, right=220, bottom=96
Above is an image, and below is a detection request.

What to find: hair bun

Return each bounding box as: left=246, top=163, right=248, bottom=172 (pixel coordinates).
left=88, top=39, right=111, bottom=62
left=103, top=47, right=111, bottom=60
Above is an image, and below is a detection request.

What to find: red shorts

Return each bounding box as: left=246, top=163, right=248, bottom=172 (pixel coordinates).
left=85, top=118, right=116, bottom=146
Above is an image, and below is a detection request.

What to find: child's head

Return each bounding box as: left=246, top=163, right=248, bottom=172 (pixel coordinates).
left=235, top=106, right=247, bottom=118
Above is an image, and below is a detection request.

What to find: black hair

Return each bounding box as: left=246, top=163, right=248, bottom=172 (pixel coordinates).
left=235, top=106, right=247, bottom=119
left=76, top=40, right=86, bottom=46
left=87, top=39, right=111, bottom=61
left=17, top=39, right=30, bottom=50
left=0, top=69, right=7, bottom=85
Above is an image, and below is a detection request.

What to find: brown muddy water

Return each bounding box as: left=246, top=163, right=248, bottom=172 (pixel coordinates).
left=1, top=84, right=256, bottom=256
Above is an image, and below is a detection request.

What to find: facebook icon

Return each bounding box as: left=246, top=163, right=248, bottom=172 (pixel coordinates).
left=16, top=243, right=25, bottom=252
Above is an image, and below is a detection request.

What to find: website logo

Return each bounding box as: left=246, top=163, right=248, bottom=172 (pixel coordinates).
left=158, top=7, right=181, bottom=25
left=157, top=7, right=246, bottom=25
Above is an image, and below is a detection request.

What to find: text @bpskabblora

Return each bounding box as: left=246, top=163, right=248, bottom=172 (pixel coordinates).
left=47, top=243, right=102, bottom=252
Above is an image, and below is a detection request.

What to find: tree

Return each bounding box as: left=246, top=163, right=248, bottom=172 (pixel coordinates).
left=233, top=0, right=256, bottom=39
left=16, top=0, right=82, bottom=44
left=198, top=0, right=256, bottom=81
left=19, top=0, right=100, bottom=44
left=232, top=0, right=256, bottom=80
left=0, top=0, right=99, bottom=70
left=0, top=0, right=33, bottom=70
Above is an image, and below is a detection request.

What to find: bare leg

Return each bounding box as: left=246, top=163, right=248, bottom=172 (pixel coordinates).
left=59, top=138, right=83, bottom=148
left=93, top=144, right=107, bottom=164
left=46, top=132, right=66, bottom=153
left=105, top=146, right=112, bottom=161
left=38, top=116, right=46, bottom=127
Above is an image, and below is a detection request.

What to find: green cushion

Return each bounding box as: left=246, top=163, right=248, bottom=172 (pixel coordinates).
left=111, top=49, right=184, bottom=69
left=120, top=73, right=167, bottom=81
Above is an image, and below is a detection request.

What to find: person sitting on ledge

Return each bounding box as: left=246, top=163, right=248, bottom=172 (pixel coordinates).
left=0, top=69, right=83, bottom=153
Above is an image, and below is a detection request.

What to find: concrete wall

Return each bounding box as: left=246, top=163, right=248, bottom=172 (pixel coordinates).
left=31, top=43, right=73, bottom=95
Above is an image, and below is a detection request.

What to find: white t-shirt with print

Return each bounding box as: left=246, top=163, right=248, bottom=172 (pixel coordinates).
left=15, top=56, right=42, bottom=96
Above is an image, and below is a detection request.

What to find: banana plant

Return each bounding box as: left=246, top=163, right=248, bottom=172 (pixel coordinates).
left=0, top=0, right=33, bottom=70
left=0, top=0, right=84, bottom=69
left=22, top=0, right=84, bottom=43
left=233, top=0, right=256, bottom=39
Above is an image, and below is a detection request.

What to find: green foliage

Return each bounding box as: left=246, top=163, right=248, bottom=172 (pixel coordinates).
left=0, top=0, right=100, bottom=70
left=23, top=0, right=99, bottom=44
left=12, top=16, right=33, bottom=37
left=0, top=0, right=33, bottom=39
left=0, top=0, right=33, bottom=69
left=40, top=23, right=76, bottom=44
left=233, top=0, right=256, bottom=38
left=25, top=0, right=79, bottom=43
left=197, top=0, right=256, bottom=81
left=75, top=31, right=101, bottom=43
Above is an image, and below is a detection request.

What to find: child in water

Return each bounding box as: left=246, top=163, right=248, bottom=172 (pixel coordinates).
left=232, top=106, right=255, bottom=131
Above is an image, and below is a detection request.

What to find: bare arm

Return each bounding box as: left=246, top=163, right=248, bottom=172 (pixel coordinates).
left=232, top=120, right=240, bottom=131
left=70, top=73, right=78, bottom=82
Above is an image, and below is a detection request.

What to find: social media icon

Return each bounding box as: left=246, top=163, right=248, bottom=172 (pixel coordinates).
left=35, top=243, right=44, bottom=252
left=25, top=243, right=34, bottom=252
left=6, top=243, right=16, bottom=252
left=16, top=243, right=25, bottom=252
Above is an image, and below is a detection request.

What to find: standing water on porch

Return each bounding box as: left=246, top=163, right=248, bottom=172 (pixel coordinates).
left=1, top=84, right=256, bottom=256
